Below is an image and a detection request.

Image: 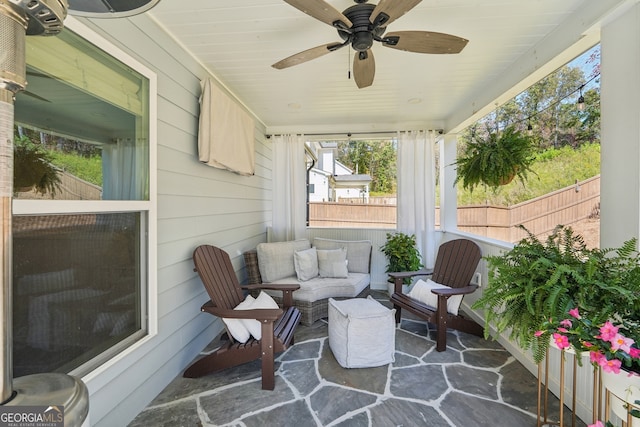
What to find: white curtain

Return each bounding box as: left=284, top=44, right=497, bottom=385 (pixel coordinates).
left=397, top=130, right=437, bottom=268
left=271, top=134, right=307, bottom=242
left=102, top=138, right=148, bottom=200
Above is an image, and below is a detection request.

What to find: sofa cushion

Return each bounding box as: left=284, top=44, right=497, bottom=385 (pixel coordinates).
left=267, top=273, right=370, bottom=303
left=257, top=239, right=311, bottom=282
left=312, top=238, right=371, bottom=274
left=317, top=248, right=349, bottom=278
left=17, top=268, right=75, bottom=295
left=294, top=247, right=319, bottom=281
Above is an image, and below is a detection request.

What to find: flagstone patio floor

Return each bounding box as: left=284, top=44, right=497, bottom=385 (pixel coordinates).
left=129, top=292, right=585, bottom=427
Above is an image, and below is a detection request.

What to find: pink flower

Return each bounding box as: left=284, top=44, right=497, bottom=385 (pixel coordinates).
left=568, top=308, right=581, bottom=319
left=610, top=333, right=634, bottom=353
left=553, top=333, right=570, bottom=350
left=588, top=421, right=604, bottom=427
left=534, top=330, right=545, bottom=337
left=560, top=319, right=573, bottom=328
left=590, top=351, right=605, bottom=365
left=600, top=321, right=619, bottom=341
left=630, top=347, right=640, bottom=358
left=600, top=358, right=622, bottom=374
left=557, top=327, right=569, bottom=333
left=582, top=341, right=593, bottom=348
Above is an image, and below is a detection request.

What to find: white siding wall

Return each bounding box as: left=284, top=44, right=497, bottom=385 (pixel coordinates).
left=72, top=15, right=272, bottom=426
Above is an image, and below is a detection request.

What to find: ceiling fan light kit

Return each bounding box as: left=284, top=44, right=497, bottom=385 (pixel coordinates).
left=274, top=0, right=468, bottom=88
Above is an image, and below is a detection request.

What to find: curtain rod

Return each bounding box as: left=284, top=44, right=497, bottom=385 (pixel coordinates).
left=266, top=129, right=443, bottom=139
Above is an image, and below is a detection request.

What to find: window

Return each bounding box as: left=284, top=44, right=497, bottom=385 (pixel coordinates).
left=306, top=138, right=397, bottom=228
left=12, top=25, right=155, bottom=377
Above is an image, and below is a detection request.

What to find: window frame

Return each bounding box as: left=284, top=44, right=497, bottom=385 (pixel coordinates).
left=12, top=16, right=158, bottom=376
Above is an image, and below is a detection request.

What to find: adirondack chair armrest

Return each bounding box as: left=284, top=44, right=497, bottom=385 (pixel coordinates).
left=241, top=284, right=300, bottom=308
left=388, top=268, right=434, bottom=280
left=431, top=284, right=478, bottom=297
left=389, top=268, right=434, bottom=294
left=242, top=283, right=301, bottom=292
left=201, top=300, right=283, bottom=321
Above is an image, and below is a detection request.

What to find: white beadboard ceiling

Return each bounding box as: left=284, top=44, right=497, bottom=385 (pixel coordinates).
left=148, top=0, right=631, bottom=135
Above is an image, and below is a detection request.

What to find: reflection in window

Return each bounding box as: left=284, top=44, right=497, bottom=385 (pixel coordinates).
left=12, top=213, right=143, bottom=376
left=14, top=28, right=149, bottom=201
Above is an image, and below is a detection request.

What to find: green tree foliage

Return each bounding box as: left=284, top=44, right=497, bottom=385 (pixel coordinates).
left=336, top=139, right=397, bottom=194
left=460, top=48, right=600, bottom=153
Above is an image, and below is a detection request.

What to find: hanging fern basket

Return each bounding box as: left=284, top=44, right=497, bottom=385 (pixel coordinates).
left=454, top=126, right=536, bottom=192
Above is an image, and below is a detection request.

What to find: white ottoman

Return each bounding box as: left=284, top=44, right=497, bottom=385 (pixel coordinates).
left=328, top=296, right=396, bottom=368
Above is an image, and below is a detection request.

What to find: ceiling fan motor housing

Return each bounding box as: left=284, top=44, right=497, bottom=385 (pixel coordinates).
left=338, top=3, right=385, bottom=52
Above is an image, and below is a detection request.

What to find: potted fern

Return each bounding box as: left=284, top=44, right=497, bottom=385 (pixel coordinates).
left=472, top=225, right=640, bottom=364
left=13, top=135, right=61, bottom=196
left=454, top=126, right=536, bottom=192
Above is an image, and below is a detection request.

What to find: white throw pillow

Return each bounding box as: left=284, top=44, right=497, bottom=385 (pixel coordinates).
left=317, top=248, right=349, bottom=278
left=407, top=278, right=463, bottom=316
left=222, top=295, right=254, bottom=343
left=240, top=291, right=280, bottom=340
left=294, top=247, right=319, bottom=281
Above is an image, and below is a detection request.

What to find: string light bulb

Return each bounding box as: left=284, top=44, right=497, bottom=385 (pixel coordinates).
left=577, top=85, right=585, bottom=111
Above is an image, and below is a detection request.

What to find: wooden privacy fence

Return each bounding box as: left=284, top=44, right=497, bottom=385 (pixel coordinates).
left=16, top=170, right=101, bottom=200
left=310, top=175, right=601, bottom=243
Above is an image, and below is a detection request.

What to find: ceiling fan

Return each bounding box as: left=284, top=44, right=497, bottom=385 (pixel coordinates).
left=272, top=0, right=468, bottom=88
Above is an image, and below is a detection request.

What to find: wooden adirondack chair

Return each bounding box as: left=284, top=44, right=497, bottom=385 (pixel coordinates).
left=389, top=238, right=484, bottom=352
left=183, top=245, right=301, bottom=390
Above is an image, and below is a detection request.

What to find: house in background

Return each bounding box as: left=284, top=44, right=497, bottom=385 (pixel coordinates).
left=2, top=1, right=639, bottom=426
left=307, top=141, right=371, bottom=202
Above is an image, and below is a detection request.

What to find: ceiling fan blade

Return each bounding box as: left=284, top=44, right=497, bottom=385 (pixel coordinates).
left=353, top=50, right=375, bottom=89
left=272, top=42, right=345, bottom=69
left=284, top=0, right=352, bottom=29
left=370, top=0, right=422, bottom=27
left=382, top=31, right=468, bottom=54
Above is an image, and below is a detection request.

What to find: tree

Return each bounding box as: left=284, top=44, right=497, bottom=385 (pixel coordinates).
left=459, top=55, right=600, bottom=153
left=336, top=139, right=397, bottom=194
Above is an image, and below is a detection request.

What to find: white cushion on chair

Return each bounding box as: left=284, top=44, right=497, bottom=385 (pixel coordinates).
left=222, top=295, right=254, bottom=343
left=328, top=296, right=395, bottom=368
left=408, top=278, right=463, bottom=316
left=240, top=291, right=279, bottom=340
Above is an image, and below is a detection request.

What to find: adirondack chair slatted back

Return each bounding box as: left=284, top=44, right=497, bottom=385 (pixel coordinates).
left=430, top=239, right=481, bottom=289
left=193, top=245, right=244, bottom=310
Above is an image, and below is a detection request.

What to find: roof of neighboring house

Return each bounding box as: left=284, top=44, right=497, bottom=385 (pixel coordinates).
left=310, top=168, right=332, bottom=177
left=331, top=174, right=372, bottom=188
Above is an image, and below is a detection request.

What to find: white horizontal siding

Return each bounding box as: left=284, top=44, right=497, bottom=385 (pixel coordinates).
left=73, top=14, right=272, bottom=427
